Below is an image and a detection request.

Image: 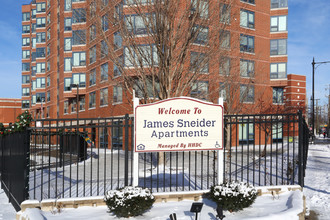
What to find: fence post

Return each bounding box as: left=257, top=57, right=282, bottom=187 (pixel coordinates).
left=298, top=110, right=304, bottom=187
left=24, top=129, right=31, bottom=201
left=124, top=114, right=129, bottom=186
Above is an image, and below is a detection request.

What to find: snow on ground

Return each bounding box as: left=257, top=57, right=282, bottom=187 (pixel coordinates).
left=0, top=183, right=17, bottom=220
left=20, top=190, right=303, bottom=220
left=303, top=138, right=330, bottom=220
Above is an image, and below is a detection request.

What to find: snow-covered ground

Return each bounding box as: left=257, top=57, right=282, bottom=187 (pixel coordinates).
left=2, top=137, right=330, bottom=219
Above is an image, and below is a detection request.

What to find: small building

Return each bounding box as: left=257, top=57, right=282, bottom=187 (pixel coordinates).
left=0, top=98, right=22, bottom=126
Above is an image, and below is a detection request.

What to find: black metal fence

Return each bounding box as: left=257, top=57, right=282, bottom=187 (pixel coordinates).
left=0, top=111, right=310, bottom=211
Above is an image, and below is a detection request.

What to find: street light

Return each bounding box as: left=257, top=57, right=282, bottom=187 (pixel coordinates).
left=311, top=57, right=330, bottom=138
left=70, top=83, right=79, bottom=126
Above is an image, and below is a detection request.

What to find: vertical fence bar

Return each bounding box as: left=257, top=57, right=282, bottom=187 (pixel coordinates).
left=124, top=114, right=129, bottom=187
left=298, top=111, right=303, bottom=186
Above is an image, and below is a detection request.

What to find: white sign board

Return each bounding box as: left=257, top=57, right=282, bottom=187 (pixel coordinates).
left=135, top=97, right=223, bottom=152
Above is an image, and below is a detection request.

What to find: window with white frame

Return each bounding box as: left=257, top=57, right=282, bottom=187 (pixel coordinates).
left=22, top=100, right=30, bottom=109
left=47, top=28, right=51, bottom=40
left=220, top=30, right=230, bottom=49
left=47, top=91, right=50, bottom=102
left=64, top=78, right=72, bottom=91
left=100, top=88, right=108, bottom=106
left=113, top=85, right=122, bottom=103
left=36, top=32, right=46, bottom=43
left=47, top=13, right=51, bottom=25
left=240, top=59, right=254, bottom=77
left=89, top=92, right=96, bottom=108
left=101, top=63, right=108, bottom=81
left=47, top=60, right=50, bottom=71
left=191, top=81, right=209, bottom=100
left=22, top=38, right=30, bottom=46
left=32, top=9, right=36, bottom=19
left=270, top=63, right=287, bottom=79
left=191, top=0, right=208, bottom=18
left=22, top=25, right=30, bottom=34
left=64, top=57, right=72, bottom=71
left=65, top=0, right=72, bottom=11
left=32, top=38, right=37, bottom=48
left=133, top=79, right=160, bottom=99
left=22, top=12, right=30, bottom=21
left=64, top=18, right=72, bottom=31
left=271, top=15, right=287, bottom=32
left=36, top=62, right=46, bottom=73
left=124, top=44, right=158, bottom=67
left=47, top=44, right=51, bottom=55
left=193, top=25, right=208, bottom=45
left=73, top=52, right=86, bottom=66
left=36, top=2, right=46, bottom=13
left=64, top=38, right=72, bottom=51
left=125, top=14, right=153, bottom=35
left=240, top=84, right=254, bottom=103
left=64, top=100, right=69, bottom=114
left=271, top=0, right=288, bottom=9
left=79, top=96, right=85, bottom=111
left=89, top=68, right=96, bottom=86
left=270, top=39, right=287, bottom=55
left=240, top=10, right=255, bottom=29
left=47, top=75, right=50, bottom=87
left=71, top=99, right=77, bottom=113
left=241, top=0, right=255, bottom=4
left=32, top=66, right=37, bottom=76
left=22, top=75, right=30, bottom=84
left=273, top=87, right=284, bottom=104
left=36, top=77, right=46, bottom=88
left=22, top=63, right=30, bottom=72
left=32, top=24, right=36, bottom=33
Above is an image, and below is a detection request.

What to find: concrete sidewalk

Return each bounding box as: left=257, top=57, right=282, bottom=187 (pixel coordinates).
left=0, top=183, right=17, bottom=220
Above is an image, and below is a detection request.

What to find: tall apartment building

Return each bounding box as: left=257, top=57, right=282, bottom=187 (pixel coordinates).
left=21, top=0, right=301, bottom=119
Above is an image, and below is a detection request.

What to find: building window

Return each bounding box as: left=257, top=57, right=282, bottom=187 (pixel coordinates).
left=72, top=8, right=86, bottom=23
left=193, top=25, right=208, bottom=45
left=89, top=24, right=96, bottom=41
left=124, top=44, right=158, bottom=67
left=113, top=86, right=122, bottom=103
left=22, top=63, right=30, bottom=72
left=191, top=81, right=208, bottom=100
left=71, top=99, right=77, bottom=113
left=47, top=60, right=50, bottom=71
left=36, top=62, right=46, bottom=73
left=22, top=38, right=30, bottom=46
left=114, top=56, right=123, bottom=77
left=114, top=3, right=123, bottom=24
left=64, top=57, right=72, bottom=71
left=89, top=92, right=96, bottom=108
left=101, top=40, right=108, bottom=58
left=32, top=80, right=36, bottom=91
left=72, top=73, right=86, bottom=87
left=219, top=57, right=230, bottom=75
left=32, top=38, right=36, bottom=48
left=271, top=0, right=288, bottom=9
left=36, top=32, right=46, bottom=43
left=240, top=85, right=254, bottom=103
left=240, top=34, right=254, bottom=53
left=72, top=30, right=86, bottom=45
left=64, top=101, right=69, bottom=114
left=270, top=39, right=287, bottom=55
left=101, top=63, right=108, bottom=81
left=89, top=46, right=96, bottom=64
left=22, top=88, right=30, bottom=97
left=72, top=0, right=86, bottom=2
left=47, top=28, right=51, bottom=40
left=191, top=0, right=208, bottom=18
left=64, top=78, right=72, bottom=91
left=73, top=52, right=86, bottom=66
left=241, top=0, right=255, bottom=4
left=102, top=14, right=109, bottom=31
left=220, top=3, right=230, bottom=24
left=31, top=9, right=36, bottom=19
left=22, top=100, right=30, bottom=109
left=240, top=59, right=254, bottom=77
left=32, top=66, right=37, bottom=76
left=32, top=24, right=36, bottom=33
left=240, top=10, right=255, bottom=29
left=47, top=91, right=50, bottom=102
left=64, top=38, right=72, bottom=51
left=36, top=18, right=46, bottom=28
left=190, top=52, right=209, bottom=73
left=100, top=88, right=108, bottom=106
left=220, top=30, right=230, bottom=49
left=273, top=87, right=284, bottom=104
left=270, top=63, right=287, bottom=79
left=36, top=48, right=46, bottom=58
left=36, top=77, right=46, bottom=88
left=22, top=50, right=30, bottom=59
left=134, top=79, right=160, bottom=99
left=36, top=2, right=46, bottom=13
left=79, top=96, right=85, bottom=111
left=271, top=15, right=287, bottom=32
left=125, top=14, right=152, bottom=35
left=22, top=25, right=30, bottom=34
left=47, top=75, right=50, bottom=87
left=65, top=0, right=72, bottom=11
left=89, top=69, right=96, bottom=86
left=64, top=18, right=72, bottom=31
left=114, top=32, right=122, bottom=50
left=36, top=93, right=45, bottom=103
left=22, top=12, right=30, bottom=21
left=22, top=75, right=30, bottom=84
left=239, top=120, right=254, bottom=144
left=219, top=83, right=227, bottom=101
left=47, top=44, right=51, bottom=55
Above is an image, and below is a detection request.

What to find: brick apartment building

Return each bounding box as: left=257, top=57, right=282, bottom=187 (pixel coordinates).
left=0, top=98, right=22, bottom=126
left=21, top=0, right=306, bottom=120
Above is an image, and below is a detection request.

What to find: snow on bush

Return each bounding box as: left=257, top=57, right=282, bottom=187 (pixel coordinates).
left=210, top=181, right=258, bottom=212
left=104, top=186, right=155, bottom=218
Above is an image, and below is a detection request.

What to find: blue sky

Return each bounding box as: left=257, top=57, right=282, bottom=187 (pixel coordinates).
left=0, top=0, right=329, bottom=107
